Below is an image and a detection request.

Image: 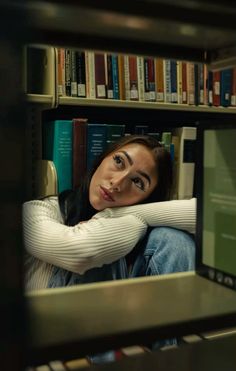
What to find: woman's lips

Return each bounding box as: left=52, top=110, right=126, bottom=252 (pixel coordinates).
left=100, top=186, right=115, bottom=202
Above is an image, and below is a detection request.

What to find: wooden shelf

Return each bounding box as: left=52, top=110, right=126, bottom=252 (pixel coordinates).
left=58, top=97, right=236, bottom=113
left=26, top=272, right=236, bottom=365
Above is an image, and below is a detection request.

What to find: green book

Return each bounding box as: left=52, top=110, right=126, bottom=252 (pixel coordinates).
left=106, top=124, right=126, bottom=149
left=42, top=120, right=73, bottom=193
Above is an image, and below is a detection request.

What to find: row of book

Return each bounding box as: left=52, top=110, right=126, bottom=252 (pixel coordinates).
left=40, top=119, right=196, bottom=201
left=57, top=48, right=236, bottom=107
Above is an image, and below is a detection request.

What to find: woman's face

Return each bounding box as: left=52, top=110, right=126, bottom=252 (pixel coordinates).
left=89, top=143, right=158, bottom=210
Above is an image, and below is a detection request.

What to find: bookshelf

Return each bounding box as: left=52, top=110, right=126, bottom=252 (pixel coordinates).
left=1, top=1, right=236, bottom=370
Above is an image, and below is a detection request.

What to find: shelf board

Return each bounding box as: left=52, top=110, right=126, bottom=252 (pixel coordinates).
left=26, top=272, right=236, bottom=365
left=58, top=97, right=236, bottom=113
left=26, top=93, right=54, bottom=105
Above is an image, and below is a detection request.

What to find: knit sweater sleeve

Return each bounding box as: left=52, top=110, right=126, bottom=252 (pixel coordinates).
left=95, top=198, right=196, bottom=234
left=22, top=197, right=147, bottom=274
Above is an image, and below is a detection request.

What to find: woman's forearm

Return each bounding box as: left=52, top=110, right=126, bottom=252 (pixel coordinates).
left=95, top=198, right=196, bottom=234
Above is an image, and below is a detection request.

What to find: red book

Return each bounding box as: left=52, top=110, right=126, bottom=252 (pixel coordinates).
left=95, top=53, right=106, bottom=98
left=213, top=70, right=221, bottom=106
left=231, top=67, right=236, bottom=106
left=72, top=118, right=88, bottom=189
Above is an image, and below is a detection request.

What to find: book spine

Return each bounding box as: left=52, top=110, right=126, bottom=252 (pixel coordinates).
left=194, top=63, right=199, bottom=106
left=207, top=70, right=213, bottom=106
left=76, top=51, right=86, bottom=97
left=106, top=124, right=126, bottom=149
left=118, top=54, right=125, bottom=100
left=213, top=70, right=221, bottom=106
left=231, top=67, right=236, bottom=106
left=42, top=120, right=73, bottom=193
left=72, top=118, right=88, bottom=189
left=129, top=55, right=139, bottom=101
left=70, top=49, right=78, bottom=97
left=57, top=48, right=65, bottom=96
left=124, top=55, right=130, bottom=100
left=164, top=59, right=171, bottom=103
left=65, top=49, right=71, bottom=96
left=106, top=53, right=114, bottom=99
left=170, top=60, right=178, bottom=103
left=187, top=62, right=195, bottom=105
left=147, top=57, right=156, bottom=102
left=155, top=58, right=164, bottom=102
left=177, top=61, right=183, bottom=104
left=134, top=125, right=149, bottom=135
left=112, top=54, right=120, bottom=99
left=87, top=51, right=96, bottom=99
left=182, top=61, right=187, bottom=104
left=87, top=124, right=107, bottom=170
left=199, top=63, right=204, bottom=105
left=144, top=57, right=149, bottom=101
left=220, top=68, right=232, bottom=107
left=95, top=52, right=106, bottom=99
left=137, top=56, right=145, bottom=101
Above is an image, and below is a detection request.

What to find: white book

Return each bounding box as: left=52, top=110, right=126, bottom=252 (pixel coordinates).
left=173, top=126, right=197, bottom=200
left=137, top=56, right=145, bottom=101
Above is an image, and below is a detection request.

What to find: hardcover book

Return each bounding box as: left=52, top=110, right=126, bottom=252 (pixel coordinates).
left=95, top=53, right=106, bottom=99
left=72, top=118, right=88, bottom=189
left=76, top=51, right=86, bottom=98
left=42, top=120, right=73, bottom=193
left=87, top=123, right=107, bottom=171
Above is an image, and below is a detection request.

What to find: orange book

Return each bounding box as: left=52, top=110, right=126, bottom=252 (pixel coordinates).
left=155, top=58, right=164, bottom=102
left=118, top=54, right=125, bottom=100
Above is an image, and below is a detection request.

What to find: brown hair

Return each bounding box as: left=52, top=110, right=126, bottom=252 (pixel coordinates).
left=59, top=135, right=173, bottom=226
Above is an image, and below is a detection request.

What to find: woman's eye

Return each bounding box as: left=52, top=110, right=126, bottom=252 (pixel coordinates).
left=113, top=155, right=124, bottom=167
left=132, top=177, right=145, bottom=191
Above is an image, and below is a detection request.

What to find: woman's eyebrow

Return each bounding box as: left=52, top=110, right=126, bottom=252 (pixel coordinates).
left=119, top=150, right=151, bottom=186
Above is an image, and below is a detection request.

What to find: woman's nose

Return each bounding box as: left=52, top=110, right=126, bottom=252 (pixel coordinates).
left=110, top=173, right=127, bottom=192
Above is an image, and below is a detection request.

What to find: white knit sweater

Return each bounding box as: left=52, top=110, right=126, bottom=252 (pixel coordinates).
left=23, top=197, right=196, bottom=291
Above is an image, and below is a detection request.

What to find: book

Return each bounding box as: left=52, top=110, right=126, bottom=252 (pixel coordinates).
left=134, top=125, right=149, bottom=135
left=72, top=118, right=88, bottom=189
left=129, top=55, right=139, bottom=100
left=65, top=49, right=71, bottom=96
left=118, top=54, right=125, bottom=100
left=124, top=55, right=130, bottom=100
left=112, top=54, right=120, bottom=99
left=163, top=59, right=171, bottom=103
left=106, top=124, right=126, bottom=149
left=231, top=67, right=236, bottom=106
left=177, top=61, right=183, bottom=104
left=137, top=55, right=145, bottom=101
left=172, top=126, right=197, bottom=200
left=70, top=49, right=78, bottom=97
left=170, top=60, right=178, bottom=103
left=207, top=70, right=213, bottom=106
left=155, top=58, right=164, bottom=102
left=85, top=51, right=96, bottom=98
left=187, top=62, right=195, bottom=105
left=76, top=51, right=86, bottom=97
left=42, top=120, right=73, bottom=193
left=57, top=48, right=65, bottom=96
left=144, top=57, right=156, bottom=101
left=94, top=52, right=106, bottom=98
left=182, top=61, right=187, bottom=104
left=220, top=68, right=232, bottom=107
left=86, top=123, right=107, bottom=170
left=105, top=53, right=114, bottom=99
left=213, top=70, right=221, bottom=106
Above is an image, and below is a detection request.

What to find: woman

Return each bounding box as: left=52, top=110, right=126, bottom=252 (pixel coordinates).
left=23, top=134, right=196, bottom=292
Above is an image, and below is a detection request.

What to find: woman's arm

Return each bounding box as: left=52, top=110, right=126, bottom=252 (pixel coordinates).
left=95, top=198, right=196, bottom=234
left=22, top=197, right=147, bottom=274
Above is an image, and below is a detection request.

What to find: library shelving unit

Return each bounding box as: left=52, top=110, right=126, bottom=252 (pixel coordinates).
left=1, top=1, right=236, bottom=370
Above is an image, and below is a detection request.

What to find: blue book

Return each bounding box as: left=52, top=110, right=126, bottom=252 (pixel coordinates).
left=106, top=124, right=126, bottom=149
left=87, top=123, right=107, bottom=170
left=111, top=55, right=120, bottom=99
left=220, top=68, right=233, bottom=107
left=170, top=60, right=178, bottom=103
left=42, top=120, right=73, bottom=193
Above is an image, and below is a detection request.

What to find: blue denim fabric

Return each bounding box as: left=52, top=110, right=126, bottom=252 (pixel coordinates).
left=48, top=227, right=195, bottom=362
